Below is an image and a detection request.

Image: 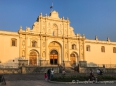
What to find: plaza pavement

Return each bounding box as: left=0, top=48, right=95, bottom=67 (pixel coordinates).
left=2, top=80, right=116, bottom=86
left=0, top=74, right=116, bottom=86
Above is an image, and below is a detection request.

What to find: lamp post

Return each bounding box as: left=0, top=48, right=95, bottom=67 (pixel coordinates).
left=13, top=60, right=15, bottom=68
left=63, top=60, right=65, bottom=69
left=40, top=58, right=42, bottom=66
left=110, top=57, right=111, bottom=68
left=0, top=60, right=1, bottom=67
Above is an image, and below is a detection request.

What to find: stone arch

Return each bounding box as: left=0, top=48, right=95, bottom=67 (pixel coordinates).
left=29, top=50, right=39, bottom=66
left=48, top=41, right=62, bottom=65
left=70, top=52, right=78, bottom=66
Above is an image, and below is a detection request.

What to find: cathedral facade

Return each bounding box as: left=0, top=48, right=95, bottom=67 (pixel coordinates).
left=0, top=11, right=116, bottom=68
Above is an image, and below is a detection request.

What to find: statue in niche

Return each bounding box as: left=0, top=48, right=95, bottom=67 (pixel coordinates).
left=48, top=29, right=51, bottom=34
left=42, top=27, right=45, bottom=33
left=48, top=23, right=50, bottom=28
left=42, top=51, right=45, bottom=57
left=58, top=30, right=62, bottom=35
left=22, top=40, right=25, bottom=45
left=65, top=44, right=67, bottom=49
left=43, top=42, right=45, bottom=47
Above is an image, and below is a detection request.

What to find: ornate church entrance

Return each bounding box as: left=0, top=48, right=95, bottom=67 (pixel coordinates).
left=29, top=51, right=37, bottom=66
left=70, top=53, right=76, bottom=66
left=50, top=50, right=58, bottom=65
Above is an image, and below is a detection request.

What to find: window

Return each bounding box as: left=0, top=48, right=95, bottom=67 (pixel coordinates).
left=113, top=47, right=116, bottom=53
left=72, top=44, right=76, bottom=49
left=32, top=41, right=37, bottom=47
left=86, top=45, right=90, bottom=51
left=11, top=38, right=17, bottom=46
left=101, top=46, right=105, bottom=52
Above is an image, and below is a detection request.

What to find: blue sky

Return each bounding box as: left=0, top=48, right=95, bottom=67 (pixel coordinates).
left=0, top=0, right=116, bottom=41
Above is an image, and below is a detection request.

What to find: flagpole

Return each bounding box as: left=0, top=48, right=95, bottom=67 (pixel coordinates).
left=50, top=3, right=53, bottom=12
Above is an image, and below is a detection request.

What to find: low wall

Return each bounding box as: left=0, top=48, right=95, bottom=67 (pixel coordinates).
left=0, top=68, right=21, bottom=74
left=79, top=67, right=116, bottom=73
left=0, top=66, right=59, bottom=74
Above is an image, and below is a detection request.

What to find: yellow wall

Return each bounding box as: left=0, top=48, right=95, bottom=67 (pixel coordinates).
left=85, top=39, right=116, bottom=65
left=0, top=31, right=19, bottom=66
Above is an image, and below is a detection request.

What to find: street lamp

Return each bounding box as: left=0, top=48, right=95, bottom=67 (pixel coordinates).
left=0, top=60, right=1, bottom=67
left=13, top=60, right=15, bottom=68
left=63, top=60, right=65, bottom=69
left=39, top=58, right=42, bottom=66
left=110, top=57, right=111, bottom=68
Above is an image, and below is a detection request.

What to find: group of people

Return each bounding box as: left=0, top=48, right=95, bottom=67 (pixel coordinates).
left=89, top=69, right=103, bottom=81
left=97, top=69, right=103, bottom=75
left=44, top=68, right=54, bottom=81
left=0, top=74, right=6, bottom=85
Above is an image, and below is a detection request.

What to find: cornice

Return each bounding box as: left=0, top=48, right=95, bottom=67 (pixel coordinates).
left=40, top=17, right=69, bottom=23
left=0, top=33, right=19, bottom=37
left=85, top=41, right=116, bottom=45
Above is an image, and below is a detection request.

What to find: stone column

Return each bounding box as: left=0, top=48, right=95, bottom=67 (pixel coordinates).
left=19, top=34, right=22, bottom=57
left=25, top=35, right=28, bottom=59
left=45, top=37, right=48, bottom=65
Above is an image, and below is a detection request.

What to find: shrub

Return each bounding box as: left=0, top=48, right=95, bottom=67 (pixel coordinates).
left=51, top=75, right=116, bottom=82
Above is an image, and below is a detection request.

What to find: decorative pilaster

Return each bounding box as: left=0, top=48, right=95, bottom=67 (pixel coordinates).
left=19, top=34, right=22, bottom=57
left=25, top=35, right=28, bottom=59
left=45, top=37, right=48, bottom=61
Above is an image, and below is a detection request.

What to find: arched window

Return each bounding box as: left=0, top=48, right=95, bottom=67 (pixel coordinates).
left=11, top=38, right=17, bottom=46
left=86, top=45, right=90, bottom=51
left=113, top=47, right=116, bottom=53
left=101, top=46, right=105, bottom=52
left=72, top=44, right=76, bottom=49
left=32, top=41, right=37, bottom=47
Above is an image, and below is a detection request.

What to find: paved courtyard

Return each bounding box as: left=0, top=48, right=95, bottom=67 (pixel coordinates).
left=0, top=74, right=116, bottom=86
left=2, top=80, right=116, bottom=86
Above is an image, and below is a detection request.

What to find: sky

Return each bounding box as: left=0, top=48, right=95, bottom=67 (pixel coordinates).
left=0, top=0, right=116, bottom=41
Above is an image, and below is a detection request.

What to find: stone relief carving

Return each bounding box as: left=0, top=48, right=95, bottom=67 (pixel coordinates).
left=42, top=51, right=45, bottom=57
left=22, top=40, right=25, bottom=48
left=43, top=42, right=45, bottom=47
left=65, top=44, right=67, bottom=49
left=42, top=27, right=45, bottom=33
left=58, top=30, right=62, bottom=35
left=48, top=29, right=52, bottom=34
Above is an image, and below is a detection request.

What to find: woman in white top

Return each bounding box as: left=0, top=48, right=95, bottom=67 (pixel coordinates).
left=50, top=68, right=54, bottom=80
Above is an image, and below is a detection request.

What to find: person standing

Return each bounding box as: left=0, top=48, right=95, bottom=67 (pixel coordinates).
left=97, top=69, right=100, bottom=75
left=44, top=73, right=48, bottom=81
left=89, top=69, right=94, bottom=81
left=47, top=69, right=51, bottom=80
left=50, top=68, right=54, bottom=80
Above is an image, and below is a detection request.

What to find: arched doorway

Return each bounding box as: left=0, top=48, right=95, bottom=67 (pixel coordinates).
left=70, top=53, right=76, bottom=66
left=50, top=50, right=58, bottom=65
left=29, top=51, right=37, bottom=66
